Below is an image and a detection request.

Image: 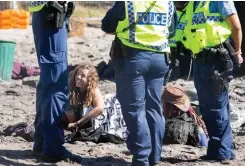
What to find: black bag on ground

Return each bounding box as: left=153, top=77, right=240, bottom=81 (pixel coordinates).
left=164, top=113, right=199, bottom=146
left=64, top=126, right=125, bottom=144
left=3, top=122, right=35, bottom=142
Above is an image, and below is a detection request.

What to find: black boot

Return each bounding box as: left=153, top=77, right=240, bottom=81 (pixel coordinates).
left=42, top=149, right=83, bottom=164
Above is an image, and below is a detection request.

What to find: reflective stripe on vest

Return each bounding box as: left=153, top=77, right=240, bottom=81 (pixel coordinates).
left=169, top=10, right=186, bottom=48
left=116, top=1, right=171, bottom=53
left=182, top=1, right=231, bottom=54
left=28, top=1, right=47, bottom=12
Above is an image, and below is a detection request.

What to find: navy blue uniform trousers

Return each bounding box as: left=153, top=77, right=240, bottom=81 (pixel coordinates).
left=115, top=48, right=169, bottom=166
left=32, top=11, right=69, bottom=158
left=193, top=59, right=235, bottom=160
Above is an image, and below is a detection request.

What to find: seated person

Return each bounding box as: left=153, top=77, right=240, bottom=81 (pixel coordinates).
left=4, top=63, right=104, bottom=141
left=65, top=62, right=104, bottom=130
left=162, top=84, right=208, bottom=147
left=64, top=63, right=126, bottom=144
left=4, top=63, right=126, bottom=143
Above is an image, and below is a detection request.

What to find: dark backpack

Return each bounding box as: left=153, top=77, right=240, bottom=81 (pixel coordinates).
left=164, top=113, right=199, bottom=146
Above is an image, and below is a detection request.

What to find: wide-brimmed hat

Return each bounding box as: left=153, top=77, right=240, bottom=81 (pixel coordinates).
left=162, top=84, right=191, bottom=112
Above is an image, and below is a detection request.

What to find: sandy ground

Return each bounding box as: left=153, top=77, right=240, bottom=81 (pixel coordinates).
left=0, top=26, right=245, bottom=166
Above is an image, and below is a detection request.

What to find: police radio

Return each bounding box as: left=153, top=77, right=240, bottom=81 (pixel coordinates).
left=46, top=1, right=75, bottom=29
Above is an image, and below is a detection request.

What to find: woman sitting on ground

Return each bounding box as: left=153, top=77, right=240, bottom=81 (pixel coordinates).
left=65, top=63, right=125, bottom=144
left=162, top=84, right=208, bottom=147
left=66, top=62, right=104, bottom=130
left=4, top=63, right=126, bottom=143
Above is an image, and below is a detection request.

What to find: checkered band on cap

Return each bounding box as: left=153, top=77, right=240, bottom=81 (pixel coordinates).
left=29, top=1, right=47, bottom=7
left=127, top=1, right=136, bottom=43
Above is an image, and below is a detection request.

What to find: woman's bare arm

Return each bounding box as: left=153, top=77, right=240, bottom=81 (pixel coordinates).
left=74, top=87, right=104, bottom=128
left=225, top=14, right=243, bottom=64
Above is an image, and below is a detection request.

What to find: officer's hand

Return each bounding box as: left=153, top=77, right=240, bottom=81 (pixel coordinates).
left=235, top=53, right=243, bottom=65
left=68, top=122, right=78, bottom=130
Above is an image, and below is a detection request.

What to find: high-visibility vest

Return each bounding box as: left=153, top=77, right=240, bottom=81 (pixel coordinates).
left=116, top=1, right=172, bottom=53
left=28, top=1, right=48, bottom=12
left=181, top=1, right=231, bottom=55
left=169, top=10, right=186, bottom=48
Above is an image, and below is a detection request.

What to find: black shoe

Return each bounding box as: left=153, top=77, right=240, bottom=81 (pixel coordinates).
left=41, top=155, right=63, bottom=163
left=200, top=155, right=235, bottom=163
left=42, top=150, right=83, bottom=164
left=200, top=155, right=216, bottom=162
left=218, top=155, right=235, bottom=164
left=219, top=159, right=232, bottom=165
left=65, top=150, right=83, bottom=164
left=32, top=147, right=42, bottom=156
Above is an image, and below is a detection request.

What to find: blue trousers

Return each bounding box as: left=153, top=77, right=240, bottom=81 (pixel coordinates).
left=32, top=11, right=69, bottom=158
left=115, top=48, right=169, bottom=166
left=193, top=59, right=235, bottom=160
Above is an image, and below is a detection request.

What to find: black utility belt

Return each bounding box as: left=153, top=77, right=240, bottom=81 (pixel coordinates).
left=111, top=37, right=170, bottom=60
left=196, top=43, right=234, bottom=75
left=197, top=43, right=223, bottom=56
left=195, top=42, right=229, bottom=61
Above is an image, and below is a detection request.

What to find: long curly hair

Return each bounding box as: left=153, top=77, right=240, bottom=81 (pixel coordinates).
left=69, top=63, right=99, bottom=108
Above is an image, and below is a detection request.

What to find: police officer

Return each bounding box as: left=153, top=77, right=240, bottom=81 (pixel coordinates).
left=28, top=1, right=82, bottom=163
left=169, top=2, right=187, bottom=49
left=102, top=1, right=177, bottom=166
left=165, top=2, right=188, bottom=83
left=181, top=1, right=243, bottom=162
